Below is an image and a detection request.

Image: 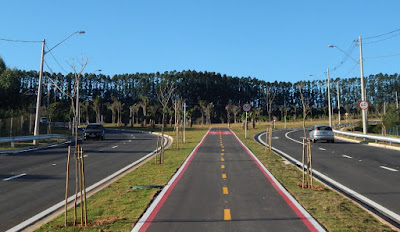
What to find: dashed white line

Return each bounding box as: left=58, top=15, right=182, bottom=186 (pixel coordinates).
left=112, top=145, right=118, bottom=149
left=3, top=173, right=26, bottom=181
left=380, top=166, right=398, bottom=172
left=342, top=155, right=353, bottom=159
left=319, top=148, right=326, bottom=151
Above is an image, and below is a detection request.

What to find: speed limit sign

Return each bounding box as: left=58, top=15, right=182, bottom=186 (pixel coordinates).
left=359, top=101, right=369, bottom=110
left=242, top=103, right=252, bottom=112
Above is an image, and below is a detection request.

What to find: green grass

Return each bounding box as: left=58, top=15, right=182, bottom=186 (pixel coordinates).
left=35, top=122, right=397, bottom=231
left=35, top=125, right=209, bottom=232
left=230, top=123, right=396, bottom=232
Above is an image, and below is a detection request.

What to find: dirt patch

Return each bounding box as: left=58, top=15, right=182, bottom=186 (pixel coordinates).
left=297, top=182, right=326, bottom=191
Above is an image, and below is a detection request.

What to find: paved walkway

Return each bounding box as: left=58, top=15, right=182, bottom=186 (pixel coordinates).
left=133, top=128, right=325, bottom=232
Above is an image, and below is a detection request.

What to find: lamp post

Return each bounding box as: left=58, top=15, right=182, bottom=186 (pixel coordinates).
left=329, top=37, right=367, bottom=134
left=33, top=31, right=85, bottom=145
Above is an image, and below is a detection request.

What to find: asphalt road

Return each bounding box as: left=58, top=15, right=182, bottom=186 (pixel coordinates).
left=0, top=130, right=158, bottom=231
left=141, top=128, right=322, bottom=232
left=260, top=128, right=400, bottom=225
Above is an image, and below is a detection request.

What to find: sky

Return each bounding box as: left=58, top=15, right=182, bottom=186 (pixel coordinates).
left=1, top=0, right=400, bottom=83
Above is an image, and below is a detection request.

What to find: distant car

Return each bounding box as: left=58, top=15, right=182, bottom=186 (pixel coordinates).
left=40, top=117, right=48, bottom=123
left=84, top=123, right=105, bottom=140
left=309, top=125, right=334, bottom=143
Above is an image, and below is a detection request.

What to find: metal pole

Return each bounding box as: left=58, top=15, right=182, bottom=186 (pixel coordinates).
left=245, top=112, right=247, bottom=138
left=337, top=81, right=341, bottom=126
left=183, top=103, right=186, bottom=143
left=327, top=68, right=332, bottom=127
left=359, top=36, right=368, bottom=134
left=33, top=39, right=45, bottom=145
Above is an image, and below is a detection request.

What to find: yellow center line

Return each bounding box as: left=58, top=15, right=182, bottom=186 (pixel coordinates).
left=223, top=187, right=229, bottom=194
left=224, top=209, right=231, bottom=221
left=221, top=157, right=225, bottom=161
left=221, top=164, right=225, bottom=169
left=222, top=149, right=224, bottom=152
left=221, top=153, right=224, bottom=156
left=222, top=173, right=227, bottom=179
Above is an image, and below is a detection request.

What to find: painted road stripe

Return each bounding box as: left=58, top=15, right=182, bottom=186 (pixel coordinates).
left=224, top=209, right=231, bottom=220
left=221, top=153, right=224, bottom=156
left=221, top=165, right=225, bottom=169
left=342, top=155, right=353, bottom=159
left=222, top=149, right=224, bottom=152
left=222, top=173, right=227, bottom=179
left=223, top=187, right=229, bottom=194
left=380, top=166, right=398, bottom=172
left=319, top=148, right=326, bottom=151
left=233, top=129, right=326, bottom=232
left=221, top=157, right=225, bottom=161
left=132, top=129, right=211, bottom=232
left=3, top=173, right=26, bottom=181
left=112, top=145, right=118, bottom=149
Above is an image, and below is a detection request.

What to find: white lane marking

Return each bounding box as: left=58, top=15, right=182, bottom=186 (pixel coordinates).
left=129, top=140, right=132, bottom=142
left=112, top=145, right=118, bottom=149
left=342, top=155, right=353, bottom=159
left=284, top=131, right=304, bottom=144
left=3, top=173, right=26, bottom=181
left=319, top=148, right=326, bottom=151
left=380, top=166, right=398, bottom=172
left=10, top=132, right=174, bottom=232
left=258, top=132, right=400, bottom=224
left=52, top=163, right=57, bottom=166
left=83, top=155, right=88, bottom=158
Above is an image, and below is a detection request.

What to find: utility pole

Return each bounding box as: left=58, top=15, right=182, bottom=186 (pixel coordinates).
left=359, top=36, right=368, bottom=134
left=337, top=81, right=341, bottom=126
left=33, top=39, right=45, bottom=145
left=327, top=68, right=332, bottom=127
left=183, top=102, right=186, bottom=143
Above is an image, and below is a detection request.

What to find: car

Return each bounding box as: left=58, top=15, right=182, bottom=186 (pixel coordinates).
left=309, top=125, right=334, bottom=143
left=40, top=117, right=48, bottom=123
left=84, top=123, right=105, bottom=140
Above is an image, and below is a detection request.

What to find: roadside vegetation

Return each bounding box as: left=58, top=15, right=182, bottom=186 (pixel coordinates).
left=35, top=121, right=397, bottom=232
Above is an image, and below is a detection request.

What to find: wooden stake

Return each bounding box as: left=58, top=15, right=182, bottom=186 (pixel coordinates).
left=81, top=147, right=87, bottom=226
left=269, top=125, right=272, bottom=152
left=78, top=147, right=83, bottom=226
left=65, top=146, right=71, bottom=227
left=302, top=139, right=305, bottom=188
left=73, top=145, right=78, bottom=226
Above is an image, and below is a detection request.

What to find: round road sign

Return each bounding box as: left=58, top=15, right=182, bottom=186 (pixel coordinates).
left=242, top=103, right=252, bottom=112
left=359, top=101, right=369, bottom=110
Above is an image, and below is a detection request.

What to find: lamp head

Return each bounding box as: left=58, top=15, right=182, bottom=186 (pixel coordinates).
left=328, top=45, right=335, bottom=48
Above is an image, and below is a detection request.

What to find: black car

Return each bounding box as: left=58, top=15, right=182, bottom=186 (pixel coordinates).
left=84, top=123, right=105, bottom=140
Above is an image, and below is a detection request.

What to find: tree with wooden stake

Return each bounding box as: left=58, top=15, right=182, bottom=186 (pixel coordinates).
left=298, top=83, right=313, bottom=189
left=156, top=79, right=175, bottom=164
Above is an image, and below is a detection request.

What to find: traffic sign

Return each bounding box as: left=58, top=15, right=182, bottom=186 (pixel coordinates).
left=359, top=101, right=369, bottom=110
left=242, top=103, right=252, bottom=112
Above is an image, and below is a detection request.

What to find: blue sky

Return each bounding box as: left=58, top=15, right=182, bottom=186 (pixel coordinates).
left=1, top=1, right=400, bottom=83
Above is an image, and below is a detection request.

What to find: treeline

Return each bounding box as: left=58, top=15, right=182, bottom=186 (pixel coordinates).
left=1, top=57, right=400, bottom=126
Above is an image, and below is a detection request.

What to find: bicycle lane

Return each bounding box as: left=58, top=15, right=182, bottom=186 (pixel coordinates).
left=132, top=128, right=325, bottom=232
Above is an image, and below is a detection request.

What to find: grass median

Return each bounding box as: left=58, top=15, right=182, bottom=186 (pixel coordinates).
left=36, top=126, right=209, bottom=232
left=35, top=122, right=396, bottom=231
left=230, top=122, right=396, bottom=232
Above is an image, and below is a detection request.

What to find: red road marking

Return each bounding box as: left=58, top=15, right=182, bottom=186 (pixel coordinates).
left=231, top=129, right=321, bottom=232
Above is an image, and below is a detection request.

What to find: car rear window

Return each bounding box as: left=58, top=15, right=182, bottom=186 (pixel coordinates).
left=316, top=126, right=332, bottom=131
left=86, top=124, right=104, bottom=129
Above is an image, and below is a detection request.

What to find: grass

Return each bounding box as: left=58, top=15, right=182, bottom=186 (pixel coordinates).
left=35, top=121, right=397, bottom=231
left=230, top=122, right=396, bottom=232
left=35, top=125, right=209, bottom=232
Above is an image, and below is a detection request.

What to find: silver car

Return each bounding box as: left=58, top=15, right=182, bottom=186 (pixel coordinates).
left=309, top=125, right=334, bottom=143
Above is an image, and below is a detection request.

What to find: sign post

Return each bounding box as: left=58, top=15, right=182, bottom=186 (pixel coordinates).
left=242, top=103, right=252, bottom=138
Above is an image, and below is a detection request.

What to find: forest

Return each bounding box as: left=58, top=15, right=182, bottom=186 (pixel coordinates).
left=0, top=56, right=399, bottom=136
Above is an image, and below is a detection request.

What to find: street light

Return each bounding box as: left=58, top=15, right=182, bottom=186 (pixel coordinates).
left=33, top=31, right=85, bottom=145
left=329, top=36, right=367, bottom=134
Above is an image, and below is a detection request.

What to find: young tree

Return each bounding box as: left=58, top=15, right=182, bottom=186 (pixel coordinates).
left=263, top=85, right=276, bottom=122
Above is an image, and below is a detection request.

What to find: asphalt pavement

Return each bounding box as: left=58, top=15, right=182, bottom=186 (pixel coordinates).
left=258, top=128, right=400, bottom=226
left=0, top=130, right=158, bottom=232
left=134, top=128, right=324, bottom=232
